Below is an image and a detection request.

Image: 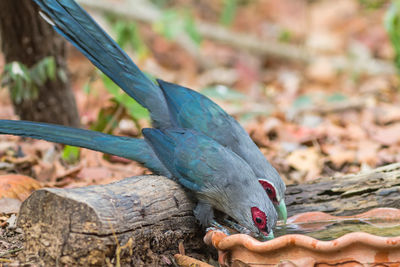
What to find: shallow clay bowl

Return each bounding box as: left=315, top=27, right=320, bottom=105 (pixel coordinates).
left=204, top=208, right=400, bottom=266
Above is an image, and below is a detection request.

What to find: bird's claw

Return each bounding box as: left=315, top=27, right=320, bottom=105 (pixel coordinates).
left=207, top=221, right=231, bottom=235
left=223, top=218, right=274, bottom=241
left=223, top=219, right=251, bottom=235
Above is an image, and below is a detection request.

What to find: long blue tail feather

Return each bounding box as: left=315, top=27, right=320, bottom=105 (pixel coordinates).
left=0, top=120, right=170, bottom=177
left=33, top=0, right=170, bottom=128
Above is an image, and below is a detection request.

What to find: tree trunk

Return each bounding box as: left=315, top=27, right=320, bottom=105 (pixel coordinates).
left=16, top=163, right=400, bottom=266
left=0, top=0, right=80, bottom=127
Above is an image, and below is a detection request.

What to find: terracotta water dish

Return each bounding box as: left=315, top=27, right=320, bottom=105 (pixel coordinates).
left=204, top=208, right=400, bottom=266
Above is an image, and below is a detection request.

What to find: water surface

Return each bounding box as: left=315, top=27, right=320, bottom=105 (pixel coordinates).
left=274, top=218, right=400, bottom=240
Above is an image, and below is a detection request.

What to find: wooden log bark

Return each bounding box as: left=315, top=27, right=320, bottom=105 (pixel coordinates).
left=17, top=175, right=210, bottom=266
left=17, top=163, right=400, bottom=266
left=285, top=163, right=400, bottom=217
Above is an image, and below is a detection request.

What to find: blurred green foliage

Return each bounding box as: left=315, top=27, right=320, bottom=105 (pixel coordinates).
left=326, top=92, right=347, bottom=103
left=83, top=1, right=247, bottom=136
left=293, top=92, right=348, bottom=110
left=62, top=145, right=80, bottom=164
left=385, top=1, right=400, bottom=72
left=106, top=15, right=149, bottom=59
left=201, top=85, right=246, bottom=101
left=359, top=0, right=386, bottom=9
left=84, top=16, right=151, bottom=134
left=150, top=0, right=241, bottom=27
left=153, top=9, right=202, bottom=46
left=149, top=0, right=174, bottom=9
left=278, top=29, right=293, bottom=43
left=1, top=57, right=59, bottom=104
left=102, top=74, right=149, bottom=121
left=88, top=73, right=150, bottom=134
left=220, top=0, right=238, bottom=26
left=293, top=95, right=313, bottom=109
left=91, top=7, right=204, bottom=134
left=183, top=12, right=203, bottom=45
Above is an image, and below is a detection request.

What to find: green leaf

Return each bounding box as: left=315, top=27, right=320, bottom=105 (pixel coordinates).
left=326, top=92, right=347, bottom=102
left=58, top=69, right=68, bottom=83
left=114, top=20, right=130, bottom=49
left=83, top=81, right=91, bottom=94
left=35, top=63, right=47, bottom=85
left=200, top=85, right=246, bottom=100
left=14, top=78, right=23, bottom=104
left=278, top=29, right=292, bottom=43
left=101, top=74, right=150, bottom=120
left=293, top=95, right=312, bottom=108
left=45, top=57, right=56, bottom=80
left=384, top=1, right=400, bottom=73
left=91, top=106, right=114, bottom=132
left=129, top=23, right=149, bottom=58
left=184, top=13, right=202, bottom=45
left=62, top=145, right=80, bottom=164
left=101, top=75, right=119, bottom=95
left=2, top=57, right=59, bottom=103
left=220, top=0, right=238, bottom=26
left=359, top=0, right=386, bottom=9
left=154, top=10, right=183, bottom=40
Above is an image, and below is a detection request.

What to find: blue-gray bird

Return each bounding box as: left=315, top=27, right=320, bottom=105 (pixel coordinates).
left=0, top=0, right=286, bottom=222
left=142, top=128, right=277, bottom=237
left=0, top=120, right=278, bottom=237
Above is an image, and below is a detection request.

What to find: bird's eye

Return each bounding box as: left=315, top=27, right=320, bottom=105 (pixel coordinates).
left=258, top=179, right=278, bottom=204
left=251, top=207, right=267, bottom=230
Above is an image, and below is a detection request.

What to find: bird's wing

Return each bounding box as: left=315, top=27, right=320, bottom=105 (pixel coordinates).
left=158, top=79, right=285, bottom=194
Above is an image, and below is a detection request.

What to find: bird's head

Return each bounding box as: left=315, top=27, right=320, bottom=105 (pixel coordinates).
left=250, top=206, right=270, bottom=236
left=258, top=179, right=287, bottom=223
left=227, top=184, right=278, bottom=239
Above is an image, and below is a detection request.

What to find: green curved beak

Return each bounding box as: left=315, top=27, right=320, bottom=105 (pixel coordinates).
left=267, top=230, right=274, bottom=240
left=259, top=230, right=274, bottom=241
left=277, top=200, right=287, bottom=224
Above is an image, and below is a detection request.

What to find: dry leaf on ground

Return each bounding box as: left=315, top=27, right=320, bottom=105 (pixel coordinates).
left=0, top=174, right=42, bottom=201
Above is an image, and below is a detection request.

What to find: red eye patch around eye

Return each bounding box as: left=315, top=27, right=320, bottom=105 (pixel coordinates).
left=258, top=179, right=278, bottom=203
left=251, top=207, right=267, bottom=230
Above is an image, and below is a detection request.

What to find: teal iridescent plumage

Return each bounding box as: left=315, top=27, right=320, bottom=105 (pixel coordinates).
left=0, top=0, right=287, bottom=232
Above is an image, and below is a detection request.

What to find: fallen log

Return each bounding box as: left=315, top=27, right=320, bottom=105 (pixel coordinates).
left=17, top=175, right=209, bottom=266
left=285, top=163, right=400, bottom=216
left=17, top=163, right=400, bottom=266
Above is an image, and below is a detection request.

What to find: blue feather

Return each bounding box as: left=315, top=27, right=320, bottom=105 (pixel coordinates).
left=0, top=120, right=170, bottom=177
left=142, top=128, right=203, bottom=191
left=33, top=0, right=170, bottom=128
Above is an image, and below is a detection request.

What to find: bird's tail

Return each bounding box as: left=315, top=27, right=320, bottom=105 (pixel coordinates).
left=32, top=0, right=170, bottom=128
left=0, top=120, right=170, bottom=176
